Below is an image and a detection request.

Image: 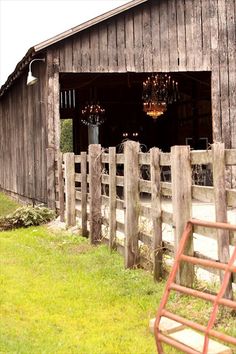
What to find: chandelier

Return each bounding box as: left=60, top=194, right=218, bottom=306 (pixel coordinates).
left=142, top=73, right=179, bottom=119
left=81, top=102, right=105, bottom=126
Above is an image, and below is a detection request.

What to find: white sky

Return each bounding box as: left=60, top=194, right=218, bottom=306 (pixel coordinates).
left=0, top=0, right=131, bottom=86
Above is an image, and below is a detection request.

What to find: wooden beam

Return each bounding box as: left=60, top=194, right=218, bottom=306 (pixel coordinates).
left=171, top=146, right=194, bottom=287
left=89, top=144, right=102, bottom=244
left=124, top=141, right=140, bottom=268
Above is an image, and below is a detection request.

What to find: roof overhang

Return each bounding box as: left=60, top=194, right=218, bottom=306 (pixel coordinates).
left=0, top=0, right=148, bottom=98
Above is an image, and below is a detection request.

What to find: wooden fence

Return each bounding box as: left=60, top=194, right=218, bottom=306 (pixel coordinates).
left=55, top=142, right=236, bottom=293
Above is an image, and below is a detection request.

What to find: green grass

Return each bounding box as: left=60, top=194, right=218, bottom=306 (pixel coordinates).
left=0, top=192, right=20, bottom=217
left=0, top=193, right=235, bottom=353
left=0, top=226, right=164, bottom=354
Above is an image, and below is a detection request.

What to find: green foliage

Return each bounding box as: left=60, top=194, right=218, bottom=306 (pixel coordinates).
left=0, top=227, right=235, bottom=353
left=60, top=119, right=73, bottom=153
left=0, top=192, right=20, bottom=218
left=0, top=205, right=55, bottom=230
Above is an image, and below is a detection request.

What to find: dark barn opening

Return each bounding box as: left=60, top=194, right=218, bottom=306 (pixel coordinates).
left=60, top=71, right=212, bottom=153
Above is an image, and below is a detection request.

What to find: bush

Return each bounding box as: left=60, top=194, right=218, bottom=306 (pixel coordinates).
left=0, top=205, right=55, bottom=231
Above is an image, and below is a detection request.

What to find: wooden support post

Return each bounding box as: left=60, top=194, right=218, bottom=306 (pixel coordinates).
left=171, top=146, right=194, bottom=287
left=150, top=148, right=162, bottom=281
left=124, top=141, right=140, bottom=268
left=109, top=147, right=117, bottom=250
left=57, top=151, right=65, bottom=222
left=81, top=151, right=88, bottom=237
left=212, top=143, right=233, bottom=299
left=64, top=152, right=76, bottom=227
left=89, top=144, right=102, bottom=244
left=46, top=147, right=56, bottom=210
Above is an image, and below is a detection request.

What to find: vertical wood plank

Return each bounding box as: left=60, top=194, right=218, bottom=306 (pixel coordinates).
left=64, top=152, right=76, bottom=227
left=89, top=144, right=102, bottom=244
left=99, top=23, right=108, bottom=71
left=192, top=0, right=203, bottom=70
left=59, top=43, right=65, bottom=72
left=109, top=147, right=117, bottom=250
left=226, top=0, right=236, bottom=151
left=64, top=38, right=73, bottom=72
left=46, top=49, right=56, bottom=207
left=159, top=1, right=169, bottom=72
left=124, top=141, right=140, bottom=268
left=226, top=0, right=236, bottom=187
left=210, top=0, right=222, bottom=143
left=168, top=0, right=179, bottom=71
left=176, top=0, right=187, bottom=71
left=151, top=1, right=161, bottom=71
left=108, top=22, right=118, bottom=72
left=150, top=148, right=162, bottom=281
left=201, top=0, right=212, bottom=70
left=185, top=0, right=195, bottom=71
left=90, top=28, right=99, bottom=71
left=116, top=15, right=126, bottom=72
left=46, top=147, right=56, bottom=210
left=81, top=32, right=90, bottom=72
left=57, top=151, right=65, bottom=222
left=212, top=143, right=232, bottom=299
left=125, top=12, right=135, bottom=72
left=81, top=151, right=88, bottom=237
left=142, top=3, right=153, bottom=72
left=171, top=145, right=193, bottom=287
left=72, top=36, right=82, bottom=72
left=53, top=56, right=60, bottom=150
left=218, top=0, right=230, bottom=149
left=133, top=9, right=144, bottom=72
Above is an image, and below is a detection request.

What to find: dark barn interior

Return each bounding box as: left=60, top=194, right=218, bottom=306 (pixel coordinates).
left=60, top=71, right=212, bottom=153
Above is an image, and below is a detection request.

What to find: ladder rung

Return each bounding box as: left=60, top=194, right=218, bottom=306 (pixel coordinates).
left=169, top=283, right=236, bottom=310
left=161, top=310, right=236, bottom=346
left=180, top=254, right=236, bottom=273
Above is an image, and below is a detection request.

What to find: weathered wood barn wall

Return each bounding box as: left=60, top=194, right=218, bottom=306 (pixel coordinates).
left=0, top=63, right=48, bottom=203
left=0, top=0, right=235, bottom=205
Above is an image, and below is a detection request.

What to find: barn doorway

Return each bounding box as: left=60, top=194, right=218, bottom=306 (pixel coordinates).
left=59, top=71, right=212, bottom=153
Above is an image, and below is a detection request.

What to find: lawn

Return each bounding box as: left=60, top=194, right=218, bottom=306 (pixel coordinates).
left=0, top=192, right=235, bottom=353
left=0, top=226, right=164, bottom=354
left=0, top=192, right=20, bottom=217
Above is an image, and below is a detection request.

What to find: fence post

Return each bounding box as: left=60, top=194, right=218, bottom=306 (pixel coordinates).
left=171, top=145, right=194, bottom=287
left=150, top=148, right=162, bottom=281
left=81, top=151, right=88, bottom=237
left=46, top=147, right=56, bottom=210
left=212, top=143, right=232, bottom=299
left=57, top=151, right=65, bottom=222
left=89, top=144, right=102, bottom=244
left=64, top=152, right=76, bottom=227
left=109, top=147, right=117, bottom=250
left=124, top=140, right=140, bottom=268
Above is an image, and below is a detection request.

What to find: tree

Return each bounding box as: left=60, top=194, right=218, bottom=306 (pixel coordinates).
left=60, top=119, right=73, bottom=153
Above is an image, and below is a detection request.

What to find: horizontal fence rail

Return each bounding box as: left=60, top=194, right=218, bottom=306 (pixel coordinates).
left=55, top=142, right=236, bottom=294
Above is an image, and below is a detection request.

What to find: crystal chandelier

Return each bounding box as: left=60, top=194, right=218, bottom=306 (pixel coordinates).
left=81, top=103, right=105, bottom=126
left=142, top=74, right=179, bottom=119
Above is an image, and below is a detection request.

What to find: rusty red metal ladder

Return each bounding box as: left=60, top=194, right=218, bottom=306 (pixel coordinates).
left=154, top=219, right=236, bottom=354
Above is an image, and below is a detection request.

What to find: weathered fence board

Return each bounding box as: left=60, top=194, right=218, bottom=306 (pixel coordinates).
left=124, top=141, right=140, bottom=268
left=55, top=143, right=236, bottom=291
left=89, top=144, right=102, bottom=244
left=171, top=146, right=194, bottom=287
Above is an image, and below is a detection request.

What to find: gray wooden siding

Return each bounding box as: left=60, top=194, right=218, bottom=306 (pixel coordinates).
left=0, top=65, right=48, bottom=203
left=53, top=0, right=235, bottom=148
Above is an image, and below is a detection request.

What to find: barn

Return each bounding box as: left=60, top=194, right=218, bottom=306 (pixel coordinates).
left=0, top=0, right=235, bottom=207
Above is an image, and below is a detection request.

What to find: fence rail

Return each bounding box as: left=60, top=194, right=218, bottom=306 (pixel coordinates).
left=55, top=142, right=236, bottom=294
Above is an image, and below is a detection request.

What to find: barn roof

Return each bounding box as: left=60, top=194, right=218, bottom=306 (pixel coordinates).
left=0, top=0, right=148, bottom=97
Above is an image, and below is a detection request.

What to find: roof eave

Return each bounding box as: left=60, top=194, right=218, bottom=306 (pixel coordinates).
left=34, top=0, right=148, bottom=52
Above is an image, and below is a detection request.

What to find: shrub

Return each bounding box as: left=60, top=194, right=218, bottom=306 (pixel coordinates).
left=0, top=205, right=55, bottom=231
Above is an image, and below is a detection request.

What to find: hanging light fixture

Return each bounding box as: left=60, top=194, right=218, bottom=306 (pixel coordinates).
left=142, top=73, right=179, bottom=119
left=81, top=102, right=105, bottom=126
left=27, top=58, right=45, bottom=86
